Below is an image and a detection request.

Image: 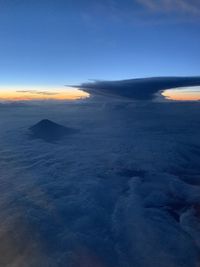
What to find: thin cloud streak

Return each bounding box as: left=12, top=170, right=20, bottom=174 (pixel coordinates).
left=16, top=90, right=59, bottom=96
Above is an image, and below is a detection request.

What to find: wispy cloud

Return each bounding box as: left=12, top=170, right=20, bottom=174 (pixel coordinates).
left=80, top=0, right=200, bottom=28
left=16, top=90, right=59, bottom=96
left=136, top=0, right=200, bottom=15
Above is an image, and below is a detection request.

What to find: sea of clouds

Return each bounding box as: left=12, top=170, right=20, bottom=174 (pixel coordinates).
left=0, top=95, right=200, bottom=267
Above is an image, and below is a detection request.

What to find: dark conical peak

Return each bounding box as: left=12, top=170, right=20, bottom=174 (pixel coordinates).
left=33, top=119, right=63, bottom=129
left=29, top=119, right=76, bottom=142
left=37, top=119, right=54, bottom=125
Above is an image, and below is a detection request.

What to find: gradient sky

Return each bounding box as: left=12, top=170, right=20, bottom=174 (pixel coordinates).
left=0, top=0, right=200, bottom=88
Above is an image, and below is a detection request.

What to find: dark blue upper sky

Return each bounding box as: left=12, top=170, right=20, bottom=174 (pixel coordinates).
left=0, top=0, right=200, bottom=87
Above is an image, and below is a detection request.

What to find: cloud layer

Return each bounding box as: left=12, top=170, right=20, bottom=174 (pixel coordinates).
left=0, top=99, right=200, bottom=266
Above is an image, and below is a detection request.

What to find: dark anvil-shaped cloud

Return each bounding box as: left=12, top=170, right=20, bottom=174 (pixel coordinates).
left=76, top=76, right=200, bottom=100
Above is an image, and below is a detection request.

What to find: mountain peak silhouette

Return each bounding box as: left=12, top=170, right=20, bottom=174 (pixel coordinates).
left=29, top=119, right=76, bottom=142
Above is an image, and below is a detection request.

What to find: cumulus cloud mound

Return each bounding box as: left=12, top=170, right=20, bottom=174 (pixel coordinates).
left=77, top=76, right=200, bottom=100
left=29, top=119, right=77, bottom=142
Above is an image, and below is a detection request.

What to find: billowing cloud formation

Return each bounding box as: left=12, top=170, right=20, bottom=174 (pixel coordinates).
left=137, top=0, right=200, bottom=14
left=77, top=76, right=200, bottom=100
left=1, top=98, right=200, bottom=266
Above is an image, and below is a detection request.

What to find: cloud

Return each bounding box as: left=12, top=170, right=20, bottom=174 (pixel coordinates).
left=80, top=0, right=200, bottom=27
left=16, top=90, right=59, bottom=95
left=1, top=99, right=200, bottom=266
left=136, top=0, right=200, bottom=15
left=76, top=76, right=200, bottom=100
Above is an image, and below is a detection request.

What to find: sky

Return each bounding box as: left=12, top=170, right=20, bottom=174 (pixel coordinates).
left=0, top=0, right=200, bottom=88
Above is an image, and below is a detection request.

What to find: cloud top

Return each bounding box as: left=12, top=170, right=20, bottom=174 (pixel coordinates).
left=77, top=76, right=200, bottom=100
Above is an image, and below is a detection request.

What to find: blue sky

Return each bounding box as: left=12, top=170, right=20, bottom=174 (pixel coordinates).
left=0, top=0, right=200, bottom=87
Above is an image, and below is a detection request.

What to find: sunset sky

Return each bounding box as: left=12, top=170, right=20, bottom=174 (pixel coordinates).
left=0, top=86, right=89, bottom=101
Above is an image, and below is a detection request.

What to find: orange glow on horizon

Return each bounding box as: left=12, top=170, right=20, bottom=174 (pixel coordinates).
left=0, top=87, right=89, bottom=101
left=162, top=87, right=200, bottom=101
